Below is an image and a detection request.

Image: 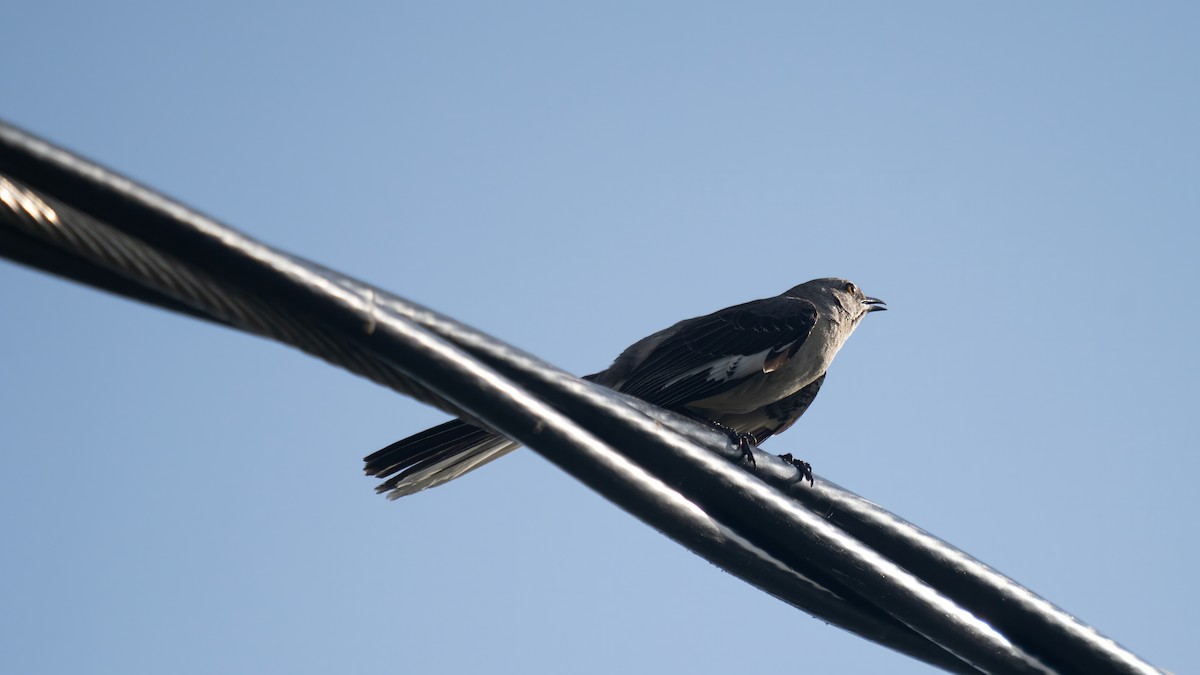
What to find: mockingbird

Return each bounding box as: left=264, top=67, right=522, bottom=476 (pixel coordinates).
left=365, top=278, right=885, bottom=498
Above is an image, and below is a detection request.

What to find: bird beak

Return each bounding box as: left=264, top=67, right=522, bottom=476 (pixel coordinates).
left=864, top=297, right=887, bottom=313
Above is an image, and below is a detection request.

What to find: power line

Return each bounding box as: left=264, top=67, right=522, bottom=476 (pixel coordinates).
left=0, top=120, right=1161, bottom=674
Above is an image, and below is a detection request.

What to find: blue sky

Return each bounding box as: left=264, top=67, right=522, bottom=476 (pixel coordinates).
left=1, top=3, right=1196, bottom=673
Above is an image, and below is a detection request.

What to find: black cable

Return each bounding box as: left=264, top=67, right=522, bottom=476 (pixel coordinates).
left=0, top=140, right=985, bottom=674
left=0, top=169, right=982, bottom=673
left=0, top=119, right=1163, bottom=674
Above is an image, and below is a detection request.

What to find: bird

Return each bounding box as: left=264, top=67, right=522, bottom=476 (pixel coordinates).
left=364, top=278, right=885, bottom=499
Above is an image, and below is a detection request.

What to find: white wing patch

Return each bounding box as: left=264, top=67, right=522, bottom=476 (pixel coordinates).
left=663, top=344, right=793, bottom=389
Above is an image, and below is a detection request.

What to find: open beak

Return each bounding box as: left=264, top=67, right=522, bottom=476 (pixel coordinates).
left=864, top=297, right=887, bottom=313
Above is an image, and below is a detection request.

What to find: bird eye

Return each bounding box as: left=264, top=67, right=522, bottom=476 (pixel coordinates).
left=844, top=282, right=858, bottom=295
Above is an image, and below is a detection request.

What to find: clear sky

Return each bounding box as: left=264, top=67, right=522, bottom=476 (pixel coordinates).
left=1, top=3, right=1196, bottom=674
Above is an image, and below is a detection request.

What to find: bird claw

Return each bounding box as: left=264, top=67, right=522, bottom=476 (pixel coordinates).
left=735, top=433, right=757, bottom=467
left=697, top=417, right=759, bottom=467
left=778, top=453, right=814, bottom=486
left=710, top=422, right=811, bottom=485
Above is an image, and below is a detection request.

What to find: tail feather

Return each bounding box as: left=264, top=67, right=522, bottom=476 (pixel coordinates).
left=364, top=420, right=491, bottom=476
left=364, top=420, right=520, bottom=498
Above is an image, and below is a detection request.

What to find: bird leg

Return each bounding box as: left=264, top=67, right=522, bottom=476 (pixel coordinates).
left=673, top=413, right=817, bottom=484
left=778, top=453, right=814, bottom=486
left=711, top=425, right=759, bottom=466
left=678, top=414, right=760, bottom=467
left=734, top=432, right=758, bottom=467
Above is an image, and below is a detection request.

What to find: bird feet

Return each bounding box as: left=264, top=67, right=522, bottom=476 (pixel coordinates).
left=689, top=416, right=759, bottom=467
left=734, top=432, right=758, bottom=467
left=700, top=420, right=811, bottom=484
left=778, top=453, right=814, bottom=486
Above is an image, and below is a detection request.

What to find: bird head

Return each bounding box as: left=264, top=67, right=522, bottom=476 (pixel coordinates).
left=784, top=278, right=886, bottom=323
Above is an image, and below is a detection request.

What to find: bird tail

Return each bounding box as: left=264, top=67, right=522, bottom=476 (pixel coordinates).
left=363, top=420, right=520, bottom=499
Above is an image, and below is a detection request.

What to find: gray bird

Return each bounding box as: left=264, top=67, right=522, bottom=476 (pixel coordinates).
left=365, top=278, right=885, bottom=498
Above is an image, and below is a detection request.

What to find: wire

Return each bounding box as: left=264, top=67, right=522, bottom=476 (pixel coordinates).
left=0, top=119, right=1162, bottom=674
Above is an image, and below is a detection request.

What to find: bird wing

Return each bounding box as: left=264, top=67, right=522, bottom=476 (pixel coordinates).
left=615, top=295, right=819, bottom=409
